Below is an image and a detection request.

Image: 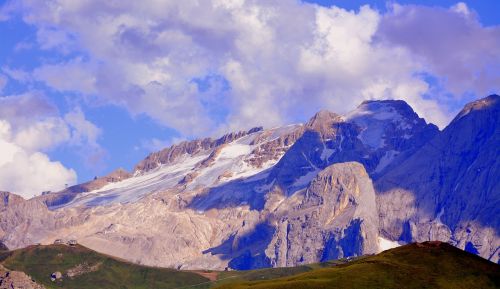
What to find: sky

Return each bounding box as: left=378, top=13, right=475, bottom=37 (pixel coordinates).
left=0, top=0, right=498, bottom=198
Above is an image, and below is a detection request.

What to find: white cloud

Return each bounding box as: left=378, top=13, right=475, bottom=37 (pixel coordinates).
left=0, top=93, right=101, bottom=152
left=13, top=117, right=70, bottom=152
left=0, top=92, right=58, bottom=131
left=64, top=107, right=107, bottom=169
left=10, top=0, right=500, bottom=134
left=64, top=107, right=101, bottom=147
left=0, top=120, right=76, bottom=199
left=33, top=58, right=97, bottom=94
left=378, top=3, right=500, bottom=98
left=0, top=93, right=105, bottom=197
left=1, top=66, right=31, bottom=83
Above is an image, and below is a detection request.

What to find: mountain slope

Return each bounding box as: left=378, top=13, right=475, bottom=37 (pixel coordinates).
left=376, top=94, right=500, bottom=263
left=215, top=241, right=500, bottom=289
left=2, top=242, right=498, bottom=289
left=0, top=244, right=210, bottom=289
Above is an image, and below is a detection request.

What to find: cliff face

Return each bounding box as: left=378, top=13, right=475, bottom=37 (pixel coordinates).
left=0, top=96, right=498, bottom=269
left=376, top=94, right=500, bottom=263
left=266, top=162, right=379, bottom=267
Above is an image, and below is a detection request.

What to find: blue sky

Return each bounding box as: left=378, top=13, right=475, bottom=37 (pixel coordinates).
left=0, top=0, right=499, bottom=198
left=307, top=0, right=500, bottom=26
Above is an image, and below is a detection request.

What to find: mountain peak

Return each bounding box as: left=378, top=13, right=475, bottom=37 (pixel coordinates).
left=343, top=98, right=438, bottom=150
left=304, top=109, right=343, bottom=139
left=452, top=94, right=499, bottom=123
left=352, top=99, right=417, bottom=120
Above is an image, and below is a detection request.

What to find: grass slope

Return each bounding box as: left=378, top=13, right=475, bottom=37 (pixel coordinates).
left=0, top=241, right=498, bottom=289
left=214, top=241, right=500, bottom=289
left=0, top=244, right=210, bottom=289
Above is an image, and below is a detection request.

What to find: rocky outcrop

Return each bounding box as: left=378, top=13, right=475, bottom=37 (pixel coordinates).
left=246, top=125, right=305, bottom=168
left=266, top=162, right=379, bottom=267
left=0, top=265, right=45, bottom=289
left=66, top=262, right=102, bottom=278
left=0, top=242, right=7, bottom=252
left=0, top=192, right=24, bottom=209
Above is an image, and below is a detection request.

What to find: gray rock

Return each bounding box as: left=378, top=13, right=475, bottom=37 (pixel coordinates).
left=0, top=265, right=45, bottom=289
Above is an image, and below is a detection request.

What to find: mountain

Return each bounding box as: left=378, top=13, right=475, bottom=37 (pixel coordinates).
left=0, top=95, right=498, bottom=270
left=1, top=242, right=498, bottom=289
left=376, top=94, right=500, bottom=263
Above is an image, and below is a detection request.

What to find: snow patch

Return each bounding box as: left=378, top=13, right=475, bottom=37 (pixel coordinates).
left=218, top=143, right=252, bottom=159
left=56, top=153, right=208, bottom=208
left=345, top=102, right=413, bottom=149
left=378, top=237, right=401, bottom=252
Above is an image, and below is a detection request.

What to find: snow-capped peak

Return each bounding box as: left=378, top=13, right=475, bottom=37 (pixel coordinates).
left=344, top=99, right=427, bottom=149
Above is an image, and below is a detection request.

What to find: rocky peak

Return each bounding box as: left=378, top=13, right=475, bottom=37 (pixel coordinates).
left=451, top=94, right=499, bottom=124
left=345, top=99, right=438, bottom=151
left=347, top=99, right=426, bottom=128
left=104, top=168, right=131, bottom=183
left=0, top=191, right=24, bottom=209
left=305, top=110, right=344, bottom=138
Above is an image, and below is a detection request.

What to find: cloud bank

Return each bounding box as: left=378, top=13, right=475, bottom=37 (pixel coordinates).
left=4, top=0, right=494, bottom=135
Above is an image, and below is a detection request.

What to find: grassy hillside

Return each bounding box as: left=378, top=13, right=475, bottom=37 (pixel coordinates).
left=213, top=241, right=500, bottom=289
left=0, top=244, right=210, bottom=289
left=0, top=241, right=498, bottom=289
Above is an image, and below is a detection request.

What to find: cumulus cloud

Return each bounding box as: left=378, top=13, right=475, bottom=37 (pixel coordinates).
left=0, top=120, right=76, bottom=199
left=0, top=93, right=105, bottom=197
left=33, top=58, right=97, bottom=94
left=13, top=117, right=70, bottom=152
left=64, top=107, right=107, bottom=169
left=0, top=93, right=100, bottom=152
left=0, top=92, right=60, bottom=137
left=377, top=3, right=500, bottom=97
left=8, top=0, right=500, bottom=135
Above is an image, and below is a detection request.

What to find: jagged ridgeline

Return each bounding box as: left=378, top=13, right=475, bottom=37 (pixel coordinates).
left=0, top=95, right=498, bottom=270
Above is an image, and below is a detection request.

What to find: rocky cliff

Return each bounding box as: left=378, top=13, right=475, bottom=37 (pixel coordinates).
left=376, top=94, right=500, bottom=263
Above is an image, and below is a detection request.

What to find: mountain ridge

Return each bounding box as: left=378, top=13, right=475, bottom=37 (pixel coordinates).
left=0, top=95, right=498, bottom=269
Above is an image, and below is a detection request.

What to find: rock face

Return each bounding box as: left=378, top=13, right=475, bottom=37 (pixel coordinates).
left=134, top=127, right=264, bottom=173
left=0, top=265, right=45, bottom=289
left=0, top=96, right=498, bottom=269
left=266, top=162, right=379, bottom=267
left=376, top=94, right=500, bottom=263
